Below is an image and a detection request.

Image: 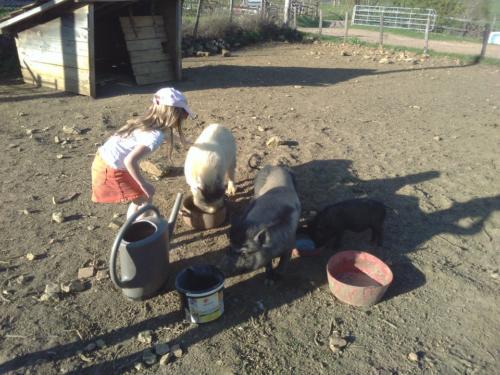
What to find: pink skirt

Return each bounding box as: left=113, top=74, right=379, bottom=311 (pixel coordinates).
left=91, top=153, right=146, bottom=203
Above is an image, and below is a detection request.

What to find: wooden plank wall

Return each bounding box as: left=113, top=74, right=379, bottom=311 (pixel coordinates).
left=15, top=6, right=92, bottom=96
left=160, top=0, right=182, bottom=80
left=119, top=16, right=174, bottom=85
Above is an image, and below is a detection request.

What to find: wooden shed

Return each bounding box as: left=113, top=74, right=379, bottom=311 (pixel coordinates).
left=0, top=0, right=182, bottom=97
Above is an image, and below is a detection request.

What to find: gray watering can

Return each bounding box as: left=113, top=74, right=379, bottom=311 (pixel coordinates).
left=109, top=193, right=183, bottom=300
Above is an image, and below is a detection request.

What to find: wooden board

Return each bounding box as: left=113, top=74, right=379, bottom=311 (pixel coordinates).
left=15, top=5, right=91, bottom=96
left=122, top=25, right=166, bottom=41
left=17, top=46, right=90, bottom=69
left=16, top=25, right=89, bottom=42
left=135, top=70, right=175, bottom=85
left=132, top=61, right=172, bottom=75
left=88, top=3, right=95, bottom=97
left=21, top=66, right=90, bottom=89
left=119, top=16, right=163, bottom=28
left=0, top=0, right=73, bottom=33
left=20, top=59, right=90, bottom=82
left=16, top=37, right=89, bottom=57
left=128, top=49, right=171, bottom=64
left=159, top=0, right=182, bottom=80
left=119, top=16, right=173, bottom=86
left=21, top=68, right=91, bottom=96
left=123, top=38, right=167, bottom=52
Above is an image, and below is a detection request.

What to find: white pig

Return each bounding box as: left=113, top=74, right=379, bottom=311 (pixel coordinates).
left=184, top=124, right=237, bottom=213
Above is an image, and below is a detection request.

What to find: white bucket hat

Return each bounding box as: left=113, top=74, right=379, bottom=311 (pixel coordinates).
left=153, top=87, right=194, bottom=118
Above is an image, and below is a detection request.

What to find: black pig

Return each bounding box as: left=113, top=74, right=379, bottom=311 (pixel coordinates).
left=308, top=199, right=386, bottom=249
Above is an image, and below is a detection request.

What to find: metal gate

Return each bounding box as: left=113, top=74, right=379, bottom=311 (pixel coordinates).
left=352, top=5, right=437, bottom=32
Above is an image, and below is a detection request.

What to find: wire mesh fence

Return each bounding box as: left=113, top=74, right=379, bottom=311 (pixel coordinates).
left=434, top=16, right=490, bottom=39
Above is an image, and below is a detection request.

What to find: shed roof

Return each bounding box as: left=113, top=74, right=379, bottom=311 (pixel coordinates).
left=0, top=0, right=138, bottom=34
left=0, top=0, right=73, bottom=33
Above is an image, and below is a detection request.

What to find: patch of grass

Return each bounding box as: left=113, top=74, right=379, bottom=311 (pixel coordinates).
left=348, top=37, right=366, bottom=46
left=318, top=3, right=490, bottom=41
left=493, top=0, right=500, bottom=15
left=311, top=33, right=367, bottom=46
left=297, top=15, right=333, bottom=28
left=0, top=7, right=10, bottom=17
left=0, top=7, right=14, bottom=18
left=350, top=24, right=482, bottom=43
left=319, top=4, right=349, bottom=21
left=297, top=15, right=319, bottom=28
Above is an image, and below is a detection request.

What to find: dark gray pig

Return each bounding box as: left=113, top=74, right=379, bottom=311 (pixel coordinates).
left=308, top=198, right=386, bottom=249
left=223, top=165, right=301, bottom=283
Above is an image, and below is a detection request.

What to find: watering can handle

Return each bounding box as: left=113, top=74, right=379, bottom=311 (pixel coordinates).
left=109, top=205, right=161, bottom=289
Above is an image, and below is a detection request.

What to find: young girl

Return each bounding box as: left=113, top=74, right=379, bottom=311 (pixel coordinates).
left=91, top=87, right=193, bottom=219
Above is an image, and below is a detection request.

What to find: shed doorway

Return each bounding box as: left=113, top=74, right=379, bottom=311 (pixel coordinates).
left=93, top=4, right=174, bottom=93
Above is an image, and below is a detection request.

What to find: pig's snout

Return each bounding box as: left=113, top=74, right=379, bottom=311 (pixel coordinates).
left=219, top=251, right=238, bottom=277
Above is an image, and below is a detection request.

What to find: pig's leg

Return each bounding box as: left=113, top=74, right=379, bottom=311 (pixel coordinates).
left=324, top=233, right=342, bottom=250
left=226, top=158, right=237, bottom=196
left=275, top=250, right=292, bottom=275
left=264, top=263, right=277, bottom=286
left=264, top=250, right=292, bottom=285
left=371, top=225, right=384, bottom=246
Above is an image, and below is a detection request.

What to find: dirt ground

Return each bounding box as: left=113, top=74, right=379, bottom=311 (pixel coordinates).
left=300, top=27, right=500, bottom=59
left=0, top=41, right=499, bottom=375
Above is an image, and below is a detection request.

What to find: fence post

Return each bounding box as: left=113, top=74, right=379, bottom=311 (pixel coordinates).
left=229, top=0, right=233, bottom=23
left=423, top=15, right=430, bottom=55
left=480, top=23, right=491, bottom=59
left=379, top=13, right=384, bottom=48
left=319, top=9, right=322, bottom=36
left=293, top=6, right=297, bottom=29
left=283, top=0, right=290, bottom=25
left=344, top=11, right=349, bottom=43
left=193, top=0, right=203, bottom=39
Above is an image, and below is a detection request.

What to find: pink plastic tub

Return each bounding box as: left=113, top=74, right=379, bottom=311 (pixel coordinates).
left=326, top=251, right=393, bottom=307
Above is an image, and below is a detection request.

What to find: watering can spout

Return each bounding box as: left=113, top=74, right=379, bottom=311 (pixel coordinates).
left=167, top=193, right=183, bottom=238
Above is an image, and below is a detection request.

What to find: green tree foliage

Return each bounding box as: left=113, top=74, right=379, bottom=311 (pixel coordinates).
left=375, top=0, right=494, bottom=19
left=389, top=1, right=464, bottom=17
left=462, top=0, right=491, bottom=20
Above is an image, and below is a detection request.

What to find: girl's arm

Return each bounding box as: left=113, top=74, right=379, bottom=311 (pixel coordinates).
left=123, top=145, right=155, bottom=198
left=177, top=123, right=191, bottom=148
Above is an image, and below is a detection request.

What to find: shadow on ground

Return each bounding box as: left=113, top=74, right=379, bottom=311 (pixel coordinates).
left=2, top=159, right=499, bottom=374
left=97, top=62, right=479, bottom=98
left=1, top=57, right=480, bottom=102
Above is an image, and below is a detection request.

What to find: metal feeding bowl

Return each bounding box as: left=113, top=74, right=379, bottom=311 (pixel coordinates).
left=326, top=251, right=393, bottom=307
left=180, top=194, right=227, bottom=230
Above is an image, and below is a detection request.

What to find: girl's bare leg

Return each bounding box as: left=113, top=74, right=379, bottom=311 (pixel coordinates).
left=127, top=196, right=151, bottom=220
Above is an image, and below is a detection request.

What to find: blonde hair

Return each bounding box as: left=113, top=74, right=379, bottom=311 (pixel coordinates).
left=116, top=103, right=186, bottom=159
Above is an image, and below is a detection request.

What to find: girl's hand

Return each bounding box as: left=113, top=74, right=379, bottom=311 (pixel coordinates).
left=141, top=181, right=155, bottom=199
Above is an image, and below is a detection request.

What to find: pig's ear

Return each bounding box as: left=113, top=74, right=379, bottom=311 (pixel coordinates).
left=253, top=228, right=268, bottom=246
